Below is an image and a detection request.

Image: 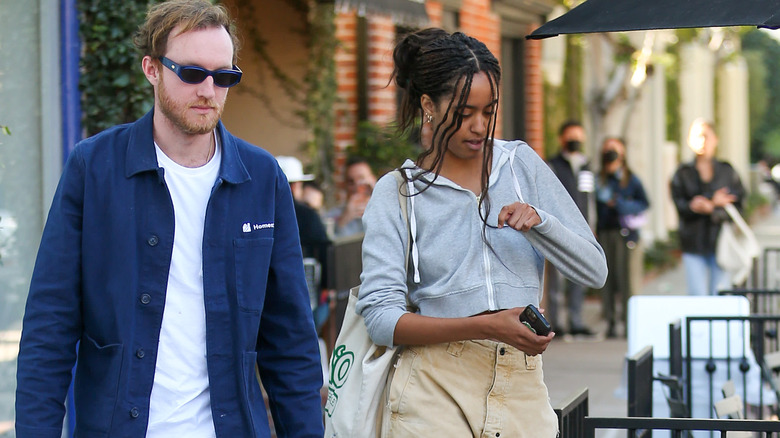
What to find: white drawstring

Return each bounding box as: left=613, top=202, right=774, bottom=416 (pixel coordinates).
left=405, top=169, right=421, bottom=284
left=507, top=144, right=525, bottom=203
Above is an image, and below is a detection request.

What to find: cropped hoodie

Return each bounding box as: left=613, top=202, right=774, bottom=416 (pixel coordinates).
left=357, top=140, right=608, bottom=347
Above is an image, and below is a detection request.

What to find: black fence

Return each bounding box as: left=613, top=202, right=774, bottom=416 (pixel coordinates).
left=719, top=289, right=780, bottom=315
left=628, top=345, right=654, bottom=419
left=684, top=315, right=780, bottom=420
left=555, top=387, right=589, bottom=438
left=584, top=417, right=780, bottom=438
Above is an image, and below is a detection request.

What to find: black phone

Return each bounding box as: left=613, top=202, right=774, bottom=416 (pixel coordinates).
left=519, top=304, right=551, bottom=336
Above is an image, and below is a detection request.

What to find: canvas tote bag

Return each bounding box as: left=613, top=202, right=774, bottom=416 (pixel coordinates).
left=324, top=170, right=412, bottom=438
left=716, top=203, right=760, bottom=286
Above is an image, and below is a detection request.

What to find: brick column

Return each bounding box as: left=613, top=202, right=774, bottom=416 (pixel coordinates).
left=457, top=0, right=502, bottom=139
left=524, top=24, right=545, bottom=158
left=334, top=11, right=359, bottom=189
left=366, top=16, right=396, bottom=124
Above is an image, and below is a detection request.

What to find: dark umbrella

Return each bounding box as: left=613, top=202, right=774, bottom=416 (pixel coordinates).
left=527, top=0, right=780, bottom=40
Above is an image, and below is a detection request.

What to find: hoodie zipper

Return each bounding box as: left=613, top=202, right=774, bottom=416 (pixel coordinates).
left=476, top=193, right=496, bottom=310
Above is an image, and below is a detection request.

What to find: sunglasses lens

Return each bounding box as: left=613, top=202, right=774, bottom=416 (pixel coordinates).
left=213, top=72, right=241, bottom=87
left=178, top=67, right=209, bottom=84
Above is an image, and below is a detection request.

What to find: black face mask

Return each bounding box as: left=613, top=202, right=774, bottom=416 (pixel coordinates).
left=565, top=140, right=582, bottom=152
left=602, top=150, right=619, bottom=164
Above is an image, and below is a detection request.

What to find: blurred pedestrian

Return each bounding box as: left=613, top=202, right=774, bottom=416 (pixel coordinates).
left=546, top=120, right=597, bottom=336
left=671, top=118, right=745, bottom=296
left=15, top=1, right=324, bottom=437
left=357, top=28, right=607, bottom=437
left=276, top=156, right=331, bottom=331
left=596, top=137, right=649, bottom=338
left=327, top=156, right=377, bottom=237
left=302, top=180, right=325, bottom=211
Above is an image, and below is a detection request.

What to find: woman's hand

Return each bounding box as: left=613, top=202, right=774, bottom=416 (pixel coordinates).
left=488, top=307, right=554, bottom=356
left=711, top=187, right=737, bottom=208
left=498, top=202, right=541, bottom=232
left=689, top=195, right=714, bottom=214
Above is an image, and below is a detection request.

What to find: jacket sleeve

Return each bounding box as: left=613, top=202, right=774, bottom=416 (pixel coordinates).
left=16, top=149, right=86, bottom=438
left=255, top=167, right=324, bottom=438
left=519, top=149, right=608, bottom=288
left=616, top=175, right=650, bottom=216
left=355, top=173, right=410, bottom=347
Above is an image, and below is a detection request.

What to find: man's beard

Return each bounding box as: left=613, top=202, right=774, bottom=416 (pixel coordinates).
left=158, top=79, right=224, bottom=136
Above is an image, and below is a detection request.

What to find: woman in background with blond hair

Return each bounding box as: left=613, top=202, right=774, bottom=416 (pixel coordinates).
left=671, top=119, right=745, bottom=296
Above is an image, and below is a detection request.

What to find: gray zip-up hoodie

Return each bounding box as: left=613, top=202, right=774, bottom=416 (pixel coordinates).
left=357, top=140, right=607, bottom=347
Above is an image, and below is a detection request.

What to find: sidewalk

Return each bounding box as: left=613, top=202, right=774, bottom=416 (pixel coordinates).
left=543, top=207, right=780, bottom=419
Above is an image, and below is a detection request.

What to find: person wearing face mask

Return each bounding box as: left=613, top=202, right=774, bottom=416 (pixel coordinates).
left=596, top=138, right=649, bottom=338
left=671, top=119, right=745, bottom=296
left=546, top=120, right=597, bottom=337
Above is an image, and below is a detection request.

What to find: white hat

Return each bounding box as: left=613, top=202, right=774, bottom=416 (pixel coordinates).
left=276, top=156, right=314, bottom=182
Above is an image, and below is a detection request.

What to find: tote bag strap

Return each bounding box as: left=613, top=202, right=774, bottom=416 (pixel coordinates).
left=392, top=169, right=419, bottom=284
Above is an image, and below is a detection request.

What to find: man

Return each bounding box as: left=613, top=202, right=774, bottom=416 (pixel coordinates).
left=327, top=156, right=377, bottom=237
left=546, top=120, right=596, bottom=337
left=15, top=1, right=324, bottom=437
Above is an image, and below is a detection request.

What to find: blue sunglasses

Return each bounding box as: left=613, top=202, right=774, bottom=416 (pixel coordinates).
left=159, top=56, right=242, bottom=88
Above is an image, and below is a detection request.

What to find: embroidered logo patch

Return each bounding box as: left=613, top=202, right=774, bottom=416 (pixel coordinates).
left=242, top=222, right=274, bottom=233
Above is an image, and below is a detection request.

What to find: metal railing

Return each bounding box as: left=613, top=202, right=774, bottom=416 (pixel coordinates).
left=555, top=387, right=589, bottom=438
left=684, top=316, right=780, bottom=419
left=718, top=289, right=780, bottom=315
left=584, top=417, right=780, bottom=437
left=628, top=345, right=654, bottom=419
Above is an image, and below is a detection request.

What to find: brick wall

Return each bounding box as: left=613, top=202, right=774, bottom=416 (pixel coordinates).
left=366, top=17, right=396, bottom=124
left=524, top=23, right=545, bottom=158
left=333, top=0, right=549, bottom=180
left=334, top=11, right=359, bottom=188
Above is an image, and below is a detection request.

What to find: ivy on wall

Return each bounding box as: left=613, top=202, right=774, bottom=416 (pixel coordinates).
left=302, top=1, right=338, bottom=190
left=77, top=0, right=162, bottom=137
left=77, top=0, right=339, bottom=191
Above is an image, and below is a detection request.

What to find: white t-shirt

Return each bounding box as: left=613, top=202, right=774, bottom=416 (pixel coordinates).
left=147, top=136, right=221, bottom=437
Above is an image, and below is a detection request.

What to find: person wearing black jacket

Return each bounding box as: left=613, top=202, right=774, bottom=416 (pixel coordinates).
left=277, top=156, right=331, bottom=330
left=670, top=119, right=745, bottom=296
left=547, top=120, right=597, bottom=336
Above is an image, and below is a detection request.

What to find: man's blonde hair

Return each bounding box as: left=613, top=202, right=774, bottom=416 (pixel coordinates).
left=134, top=0, right=240, bottom=63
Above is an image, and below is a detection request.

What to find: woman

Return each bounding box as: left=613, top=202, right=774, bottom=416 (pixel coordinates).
left=595, top=137, right=650, bottom=338
left=356, top=28, right=607, bottom=437
left=671, top=118, right=745, bottom=296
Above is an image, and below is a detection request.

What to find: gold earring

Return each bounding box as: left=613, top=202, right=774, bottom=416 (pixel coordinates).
left=425, top=113, right=433, bottom=124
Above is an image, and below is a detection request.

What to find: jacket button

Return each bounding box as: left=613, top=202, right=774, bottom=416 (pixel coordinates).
left=499, top=347, right=506, bottom=356
left=147, top=235, right=159, bottom=246
left=140, top=293, right=151, bottom=304
left=129, top=407, right=139, bottom=418
left=136, top=348, right=145, bottom=359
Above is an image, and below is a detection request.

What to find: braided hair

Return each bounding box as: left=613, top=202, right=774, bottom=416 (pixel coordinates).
left=391, top=28, right=501, bottom=219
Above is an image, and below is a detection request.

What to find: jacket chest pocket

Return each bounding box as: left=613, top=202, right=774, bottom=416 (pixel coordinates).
left=234, top=237, right=273, bottom=311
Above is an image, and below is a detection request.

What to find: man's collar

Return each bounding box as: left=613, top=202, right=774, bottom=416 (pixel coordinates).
left=125, top=109, right=250, bottom=184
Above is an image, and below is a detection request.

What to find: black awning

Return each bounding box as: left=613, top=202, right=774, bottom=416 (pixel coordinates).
left=527, top=0, right=780, bottom=40
left=335, top=0, right=429, bottom=26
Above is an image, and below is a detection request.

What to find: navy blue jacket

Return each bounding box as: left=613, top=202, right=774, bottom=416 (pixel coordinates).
left=16, top=110, right=324, bottom=437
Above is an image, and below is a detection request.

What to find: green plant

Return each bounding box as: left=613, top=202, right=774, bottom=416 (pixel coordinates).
left=644, top=231, right=681, bottom=273
left=301, top=1, right=338, bottom=188
left=743, top=190, right=769, bottom=221
left=77, top=0, right=163, bottom=137
left=350, top=121, right=422, bottom=176
left=0, top=125, right=9, bottom=135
